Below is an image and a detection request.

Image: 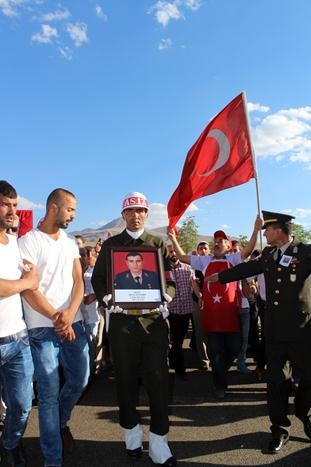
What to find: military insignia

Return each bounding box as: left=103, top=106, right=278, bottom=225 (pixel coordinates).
left=280, top=255, right=292, bottom=267
left=290, top=274, right=296, bottom=282
left=291, top=258, right=300, bottom=265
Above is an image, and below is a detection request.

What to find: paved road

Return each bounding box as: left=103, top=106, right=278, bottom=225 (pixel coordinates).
left=23, top=346, right=311, bottom=467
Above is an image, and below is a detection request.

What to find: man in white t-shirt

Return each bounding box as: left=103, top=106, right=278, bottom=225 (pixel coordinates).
left=18, top=188, right=90, bottom=467
left=0, top=180, right=38, bottom=467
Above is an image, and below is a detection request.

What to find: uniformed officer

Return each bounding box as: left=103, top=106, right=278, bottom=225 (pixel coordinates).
left=91, top=192, right=176, bottom=466
left=206, top=211, right=311, bottom=454
left=114, top=252, right=160, bottom=289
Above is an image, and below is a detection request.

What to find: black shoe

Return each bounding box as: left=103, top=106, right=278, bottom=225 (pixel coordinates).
left=266, top=434, right=289, bottom=453
left=61, top=426, right=74, bottom=453
left=126, top=447, right=142, bottom=459
left=303, top=417, right=311, bottom=441
left=149, top=456, right=177, bottom=466
left=162, top=456, right=177, bottom=466
left=0, top=444, right=26, bottom=466
left=212, top=387, right=226, bottom=400
left=175, top=372, right=187, bottom=381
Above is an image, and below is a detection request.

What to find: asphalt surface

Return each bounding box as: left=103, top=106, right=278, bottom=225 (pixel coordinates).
left=23, top=344, right=311, bottom=467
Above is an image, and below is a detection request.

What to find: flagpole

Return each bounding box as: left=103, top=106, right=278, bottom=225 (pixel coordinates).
left=242, top=91, right=263, bottom=250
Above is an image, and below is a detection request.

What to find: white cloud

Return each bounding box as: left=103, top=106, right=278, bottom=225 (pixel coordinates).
left=0, top=0, right=25, bottom=17
left=184, top=0, right=202, bottom=10
left=32, top=23, right=58, bottom=44
left=247, top=102, right=270, bottom=113
left=95, top=4, right=107, bottom=20
left=17, top=196, right=44, bottom=210
left=187, top=202, right=199, bottom=212
left=285, top=208, right=311, bottom=219
left=40, top=8, right=70, bottom=22
left=149, top=0, right=202, bottom=27
left=250, top=104, right=311, bottom=170
left=67, top=22, right=88, bottom=47
left=2, top=1, right=89, bottom=58
left=147, top=203, right=168, bottom=228
left=158, top=38, right=172, bottom=50
left=59, top=45, right=72, bottom=60
left=220, top=224, right=231, bottom=229
left=146, top=201, right=199, bottom=229
left=149, top=1, right=183, bottom=27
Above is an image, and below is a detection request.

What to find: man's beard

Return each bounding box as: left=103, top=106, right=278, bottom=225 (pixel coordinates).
left=56, top=220, right=69, bottom=229
left=0, top=219, right=11, bottom=230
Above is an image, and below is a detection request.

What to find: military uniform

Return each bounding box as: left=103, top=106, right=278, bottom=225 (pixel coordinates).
left=91, top=229, right=175, bottom=436
left=114, top=268, right=160, bottom=289
left=218, top=240, right=311, bottom=437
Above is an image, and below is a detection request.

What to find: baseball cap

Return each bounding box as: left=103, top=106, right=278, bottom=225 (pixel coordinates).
left=214, top=230, right=232, bottom=249
left=213, top=230, right=229, bottom=240
left=121, top=192, right=149, bottom=212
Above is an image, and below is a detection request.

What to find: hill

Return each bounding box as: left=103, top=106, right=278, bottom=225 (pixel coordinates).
left=70, top=217, right=214, bottom=246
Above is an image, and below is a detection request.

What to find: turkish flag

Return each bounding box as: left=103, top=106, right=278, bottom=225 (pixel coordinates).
left=16, top=210, right=33, bottom=238
left=167, top=93, right=255, bottom=228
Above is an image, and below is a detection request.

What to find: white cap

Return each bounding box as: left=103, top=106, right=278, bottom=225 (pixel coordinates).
left=121, top=192, right=149, bottom=212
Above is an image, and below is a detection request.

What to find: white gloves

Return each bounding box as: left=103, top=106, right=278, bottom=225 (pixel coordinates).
left=157, top=304, right=169, bottom=319
left=163, top=293, right=173, bottom=304
left=155, top=293, right=172, bottom=319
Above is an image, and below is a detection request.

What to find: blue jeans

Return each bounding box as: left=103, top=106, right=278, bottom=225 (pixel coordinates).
left=0, top=333, right=34, bottom=450
left=237, top=307, right=250, bottom=366
left=206, top=332, right=240, bottom=389
left=29, top=321, right=90, bottom=466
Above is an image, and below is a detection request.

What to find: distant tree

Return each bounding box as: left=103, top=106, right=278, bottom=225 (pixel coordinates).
left=177, top=216, right=199, bottom=253
left=292, top=223, right=311, bottom=243
left=238, top=235, right=248, bottom=248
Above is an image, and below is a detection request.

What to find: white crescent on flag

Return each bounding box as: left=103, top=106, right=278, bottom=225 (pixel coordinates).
left=199, top=129, right=230, bottom=177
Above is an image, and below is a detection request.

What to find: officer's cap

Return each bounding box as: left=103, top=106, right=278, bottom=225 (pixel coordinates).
left=262, top=210, right=295, bottom=229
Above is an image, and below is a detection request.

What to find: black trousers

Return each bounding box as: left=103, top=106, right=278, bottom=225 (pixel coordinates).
left=254, top=296, right=266, bottom=369
left=168, top=313, right=191, bottom=375
left=266, top=337, right=311, bottom=436
left=108, top=313, right=169, bottom=435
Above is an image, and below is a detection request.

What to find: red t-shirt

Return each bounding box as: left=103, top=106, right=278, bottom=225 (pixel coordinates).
left=202, top=259, right=240, bottom=332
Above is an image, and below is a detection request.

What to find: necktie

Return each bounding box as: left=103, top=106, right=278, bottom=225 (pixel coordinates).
left=276, top=249, right=282, bottom=263
left=134, top=276, right=141, bottom=285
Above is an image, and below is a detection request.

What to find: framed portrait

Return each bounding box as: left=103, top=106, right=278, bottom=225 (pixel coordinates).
left=107, top=245, right=167, bottom=309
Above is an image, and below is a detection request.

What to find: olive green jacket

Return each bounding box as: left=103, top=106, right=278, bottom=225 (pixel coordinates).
left=91, top=229, right=175, bottom=305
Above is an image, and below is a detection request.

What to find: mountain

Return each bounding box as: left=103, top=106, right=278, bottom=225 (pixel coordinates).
left=70, top=218, right=213, bottom=246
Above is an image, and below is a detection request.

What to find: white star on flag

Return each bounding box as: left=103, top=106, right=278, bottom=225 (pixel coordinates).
left=212, top=294, right=222, bottom=303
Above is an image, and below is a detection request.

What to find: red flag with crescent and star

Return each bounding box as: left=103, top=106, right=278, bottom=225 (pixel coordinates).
left=167, top=93, right=255, bottom=228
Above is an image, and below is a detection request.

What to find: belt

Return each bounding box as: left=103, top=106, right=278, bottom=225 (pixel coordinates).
left=0, top=329, right=28, bottom=345
left=124, top=310, right=160, bottom=317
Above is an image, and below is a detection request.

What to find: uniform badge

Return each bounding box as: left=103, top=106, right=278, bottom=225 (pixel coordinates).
left=280, top=255, right=292, bottom=267
left=290, top=274, right=296, bottom=282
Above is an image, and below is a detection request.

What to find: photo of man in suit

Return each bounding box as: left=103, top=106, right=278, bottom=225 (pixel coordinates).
left=114, top=251, right=160, bottom=290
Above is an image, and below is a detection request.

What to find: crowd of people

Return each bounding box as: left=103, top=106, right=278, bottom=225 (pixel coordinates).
left=0, top=180, right=311, bottom=467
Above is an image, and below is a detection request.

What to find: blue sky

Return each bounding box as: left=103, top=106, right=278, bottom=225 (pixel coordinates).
left=1, top=0, right=311, bottom=238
